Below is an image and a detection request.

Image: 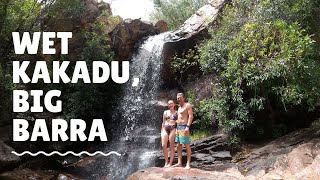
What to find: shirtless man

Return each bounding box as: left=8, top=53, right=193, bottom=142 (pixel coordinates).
left=174, top=93, right=193, bottom=169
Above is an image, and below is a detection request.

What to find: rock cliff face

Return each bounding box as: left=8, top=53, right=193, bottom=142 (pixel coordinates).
left=46, top=0, right=114, bottom=60
left=161, top=0, right=227, bottom=87
left=236, top=121, right=320, bottom=180
left=108, top=0, right=227, bottom=76
left=110, top=19, right=168, bottom=61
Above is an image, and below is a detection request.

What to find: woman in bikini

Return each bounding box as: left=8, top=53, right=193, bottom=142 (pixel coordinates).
left=161, top=100, right=177, bottom=167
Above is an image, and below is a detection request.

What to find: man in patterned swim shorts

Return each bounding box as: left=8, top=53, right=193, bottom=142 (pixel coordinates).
left=173, top=93, right=193, bottom=169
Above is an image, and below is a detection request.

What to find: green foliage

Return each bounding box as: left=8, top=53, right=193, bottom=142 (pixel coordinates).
left=198, top=37, right=228, bottom=74
left=227, top=20, right=318, bottom=107
left=0, top=0, right=40, bottom=35
left=186, top=90, right=215, bottom=131
left=250, top=0, right=316, bottom=28
left=98, top=10, right=122, bottom=33
left=0, top=0, right=42, bottom=124
left=190, top=129, right=212, bottom=140
left=193, top=99, right=215, bottom=130
left=82, top=21, right=114, bottom=61
left=63, top=20, right=120, bottom=119
left=171, top=49, right=199, bottom=84
left=0, top=62, right=15, bottom=125
left=46, top=0, right=86, bottom=20
left=228, top=134, right=239, bottom=145
left=208, top=21, right=319, bottom=136
left=151, top=0, right=207, bottom=30
left=198, top=0, right=320, bottom=73
left=195, top=0, right=320, bottom=140
left=0, top=65, right=14, bottom=92
left=0, top=0, right=41, bottom=63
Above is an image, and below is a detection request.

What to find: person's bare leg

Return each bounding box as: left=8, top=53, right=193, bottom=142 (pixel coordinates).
left=173, top=143, right=182, bottom=167
left=168, top=130, right=175, bottom=167
left=161, top=129, right=169, bottom=167
left=185, top=144, right=191, bottom=169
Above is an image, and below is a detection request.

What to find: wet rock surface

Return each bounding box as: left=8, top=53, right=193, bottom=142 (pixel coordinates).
left=0, top=141, right=21, bottom=172
left=0, top=168, right=83, bottom=180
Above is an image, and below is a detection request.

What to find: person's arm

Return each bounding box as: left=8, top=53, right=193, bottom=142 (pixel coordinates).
left=185, top=104, right=193, bottom=131
left=162, top=111, right=166, bottom=129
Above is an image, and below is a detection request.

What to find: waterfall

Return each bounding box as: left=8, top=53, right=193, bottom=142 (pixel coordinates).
left=106, top=32, right=171, bottom=179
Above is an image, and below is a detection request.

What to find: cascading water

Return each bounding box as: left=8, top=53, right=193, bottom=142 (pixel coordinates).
left=106, top=32, right=171, bottom=179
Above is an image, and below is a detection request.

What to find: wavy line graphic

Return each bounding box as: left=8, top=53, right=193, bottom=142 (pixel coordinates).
left=11, top=151, right=121, bottom=157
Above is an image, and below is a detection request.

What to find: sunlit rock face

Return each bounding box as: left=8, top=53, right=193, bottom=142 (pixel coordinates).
left=127, top=167, right=244, bottom=180
left=172, top=0, right=226, bottom=40
left=161, top=0, right=227, bottom=88
left=110, top=19, right=167, bottom=61
left=155, top=20, right=168, bottom=33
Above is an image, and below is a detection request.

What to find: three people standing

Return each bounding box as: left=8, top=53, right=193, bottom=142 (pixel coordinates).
left=161, top=93, right=194, bottom=169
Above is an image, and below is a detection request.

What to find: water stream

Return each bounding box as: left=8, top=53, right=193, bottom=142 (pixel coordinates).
left=107, top=32, right=171, bottom=179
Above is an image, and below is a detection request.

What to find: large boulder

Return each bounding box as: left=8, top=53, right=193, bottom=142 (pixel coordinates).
left=0, top=141, right=20, bottom=172
left=46, top=0, right=113, bottom=60
left=127, top=167, right=244, bottom=180
left=161, top=0, right=227, bottom=88
left=236, top=124, right=320, bottom=180
left=155, top=20, right=168, bottom=33
left=154, top=133, right=233, bottom=171
left=0, top=168, right=81, bottom=180
left=110, top=19, right=166, bottom=61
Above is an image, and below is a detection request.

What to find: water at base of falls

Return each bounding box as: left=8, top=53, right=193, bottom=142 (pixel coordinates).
left=105, top=32, right=172, bottom=179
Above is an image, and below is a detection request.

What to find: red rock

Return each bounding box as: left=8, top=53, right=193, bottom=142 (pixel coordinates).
left=127, top=167, right=244, bottom=180
left=155, top=20, right=168, bottom=33
left=110, top=19, right=159, bottom=61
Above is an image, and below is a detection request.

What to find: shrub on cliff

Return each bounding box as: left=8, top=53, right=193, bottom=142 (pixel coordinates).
left=151, top=0, right=207, bottom=30
left=197, top=0, right=320, bottom=140
left=167, top=0, right=320, bottom=141
left=216, top=21, right=319, bottom=135
left=63, top=20, right=121, bottom=120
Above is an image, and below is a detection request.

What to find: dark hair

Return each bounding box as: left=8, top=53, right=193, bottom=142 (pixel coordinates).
left=177, top=93, right=184, bottom=97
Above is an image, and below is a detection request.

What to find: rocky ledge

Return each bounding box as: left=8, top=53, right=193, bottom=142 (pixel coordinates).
left=130, top=119, right=320, bottom=180
left=154, top=133, right=234, bottom=171
left=128, top=167, right=243, bottom=180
